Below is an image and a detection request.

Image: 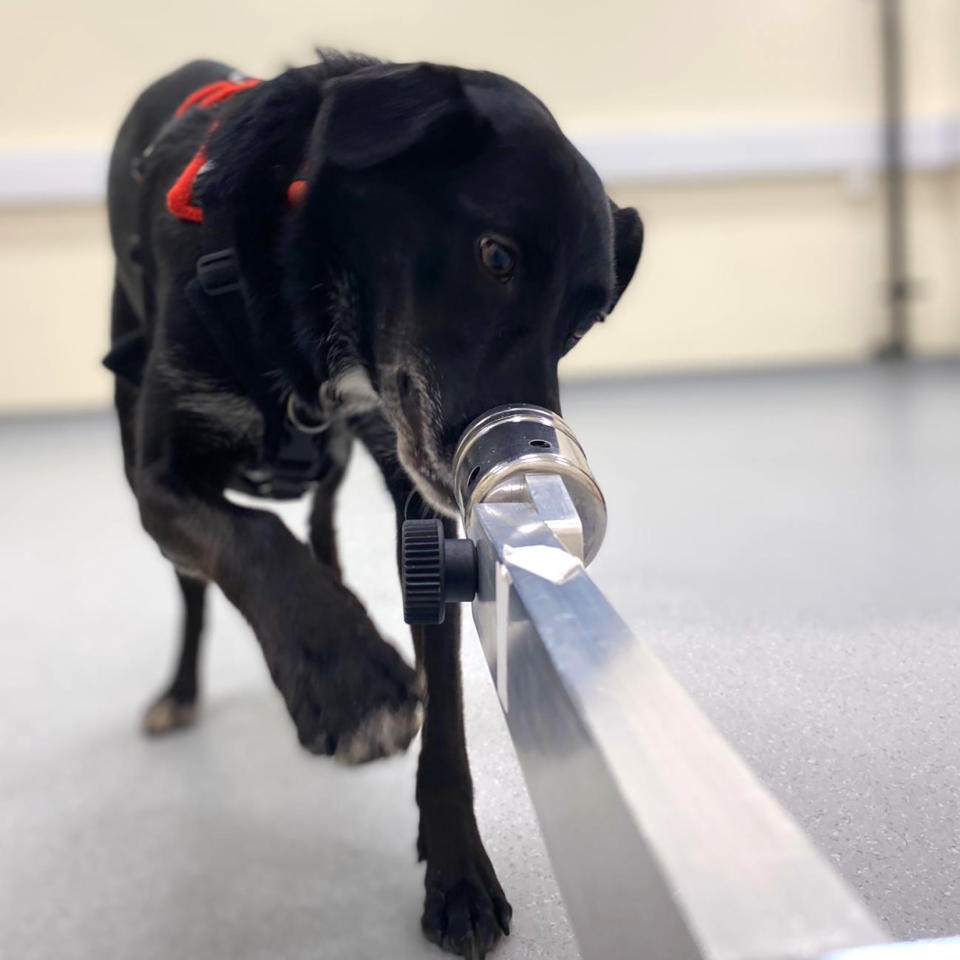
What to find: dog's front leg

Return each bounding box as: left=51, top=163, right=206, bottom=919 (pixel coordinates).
left=380, top=482, right=510, bottom=957
left=413, top=597, right=512, bottom=958
left=132, top=387, right=421, bottom=763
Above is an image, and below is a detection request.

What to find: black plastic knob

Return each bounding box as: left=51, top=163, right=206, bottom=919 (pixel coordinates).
left=401, top=519, right=478, bottom=625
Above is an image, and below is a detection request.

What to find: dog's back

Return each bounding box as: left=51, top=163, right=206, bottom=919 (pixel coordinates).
left=107, top=59, right=235, bottom=323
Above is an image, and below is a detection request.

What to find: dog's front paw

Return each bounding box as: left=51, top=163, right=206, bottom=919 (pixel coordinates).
left=279, top=636, right=423, bottom=764
left=420, top=832, right=512, bottom=958
left=141, top=693, right=197, bottom=736
left=333, top=698, right=424, bottom=764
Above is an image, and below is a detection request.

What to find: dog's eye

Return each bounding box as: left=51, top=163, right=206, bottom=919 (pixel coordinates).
left=478, top=236, right=517, bottom=282
left=562, top=312, right=605, bottom=354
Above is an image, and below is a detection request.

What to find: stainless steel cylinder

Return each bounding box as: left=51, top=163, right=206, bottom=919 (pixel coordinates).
left=452, top=404, right=607, bottom=564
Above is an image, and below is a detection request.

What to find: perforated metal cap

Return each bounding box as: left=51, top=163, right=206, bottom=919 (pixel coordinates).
left=452, top=404, right=607, bottom=564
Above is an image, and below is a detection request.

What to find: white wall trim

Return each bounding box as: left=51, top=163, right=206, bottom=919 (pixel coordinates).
left=576, top=115, right=960, bottom=184
left=0, top=147, right=111, bottom=207
left=1, top=116, right=958, bottom=207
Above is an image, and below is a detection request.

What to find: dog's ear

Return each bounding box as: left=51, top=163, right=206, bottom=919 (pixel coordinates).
left=609, top=201, right=644, bottom=309
left=200, top=72, right=321, bottom=212
left=315, top=63, right=488, bottom=170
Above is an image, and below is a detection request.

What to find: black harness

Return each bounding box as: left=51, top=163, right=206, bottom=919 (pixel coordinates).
left=106, top=222, right=342, bottom=501
left=186, top=240, right=338, bottom=499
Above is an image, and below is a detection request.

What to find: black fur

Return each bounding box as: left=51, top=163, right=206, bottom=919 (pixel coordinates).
left=107, top=51, right=643, bottom=958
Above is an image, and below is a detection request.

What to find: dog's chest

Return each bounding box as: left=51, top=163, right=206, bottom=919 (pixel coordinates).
left=172, top=365, right=377, bottom=500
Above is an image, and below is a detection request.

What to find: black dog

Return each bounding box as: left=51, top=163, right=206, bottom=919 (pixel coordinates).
left=105, top=51, right=642, bottom=958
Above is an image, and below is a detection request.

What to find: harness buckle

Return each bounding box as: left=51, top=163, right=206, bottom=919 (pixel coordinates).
left=196, top=248, right=241, bottom=296
left=286, top=392, right=331, bottom=434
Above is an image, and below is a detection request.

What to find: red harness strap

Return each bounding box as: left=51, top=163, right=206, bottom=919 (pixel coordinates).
left=165, top=77, right=310, bottom=223
left=165, top=78, right=261, bottom=223
left=166, top=145, right=211, bottom=223
left=175, top=77, right=260, bottom=117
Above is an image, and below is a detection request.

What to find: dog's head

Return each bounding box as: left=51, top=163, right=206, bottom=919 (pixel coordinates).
left=289, top=63, right=643, bottom=512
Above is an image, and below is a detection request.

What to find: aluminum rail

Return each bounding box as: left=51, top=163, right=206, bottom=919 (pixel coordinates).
left=467, top=472, right=887, bottom=960
left=426, top=406, right=960, bottom=960
left=404, top=405, right=957, bottom=959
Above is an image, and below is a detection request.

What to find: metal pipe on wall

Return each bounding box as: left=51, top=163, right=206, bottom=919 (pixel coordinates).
left=877, top=0, right=910, bottom=359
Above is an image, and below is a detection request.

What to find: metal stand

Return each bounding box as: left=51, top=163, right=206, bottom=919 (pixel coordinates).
left=876, top=0, right=911, bottom=359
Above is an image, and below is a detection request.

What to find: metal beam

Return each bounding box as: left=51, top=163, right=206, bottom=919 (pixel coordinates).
left=430, top=404, right=956, bottom=958
left=466, top=473, right=887, bottom=960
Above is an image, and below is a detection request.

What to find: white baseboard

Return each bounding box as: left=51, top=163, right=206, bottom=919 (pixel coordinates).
left=0, top=116, right=958, bottom=207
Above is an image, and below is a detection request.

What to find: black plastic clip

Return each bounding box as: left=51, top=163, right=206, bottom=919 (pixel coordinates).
left=196, top=248, right=241, bottom=296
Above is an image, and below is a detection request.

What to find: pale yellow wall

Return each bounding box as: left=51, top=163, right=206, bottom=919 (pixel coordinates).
left=576, top=170, right=959, bottom=379
left=0, top=0, right=887, bottom=145
left=0, top=0, right=957, bottom=413
left=906, top=0, right=960, bottom=116
left=0, top=206, right=113, bottom=411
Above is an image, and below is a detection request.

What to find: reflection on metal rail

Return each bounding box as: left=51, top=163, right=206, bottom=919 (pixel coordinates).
left=402, top=405, right=957, bottom=960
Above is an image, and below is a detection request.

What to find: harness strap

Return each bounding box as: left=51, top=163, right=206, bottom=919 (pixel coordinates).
left=166, top=77, right=262, bottom=223
left=175, top=77, right=260, bottom=117
left=109, top=74, right=334, bottom=498
left=185, top=221, right=333, bottom=498
left=165, top=78, right=310, bottom=224
left=102, top=329, right=147, bottom=386
left=167, top=147, right=209, bottom=223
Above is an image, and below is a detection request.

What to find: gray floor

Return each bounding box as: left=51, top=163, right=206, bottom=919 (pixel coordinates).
left=1, top=362, right=959, bottom=958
